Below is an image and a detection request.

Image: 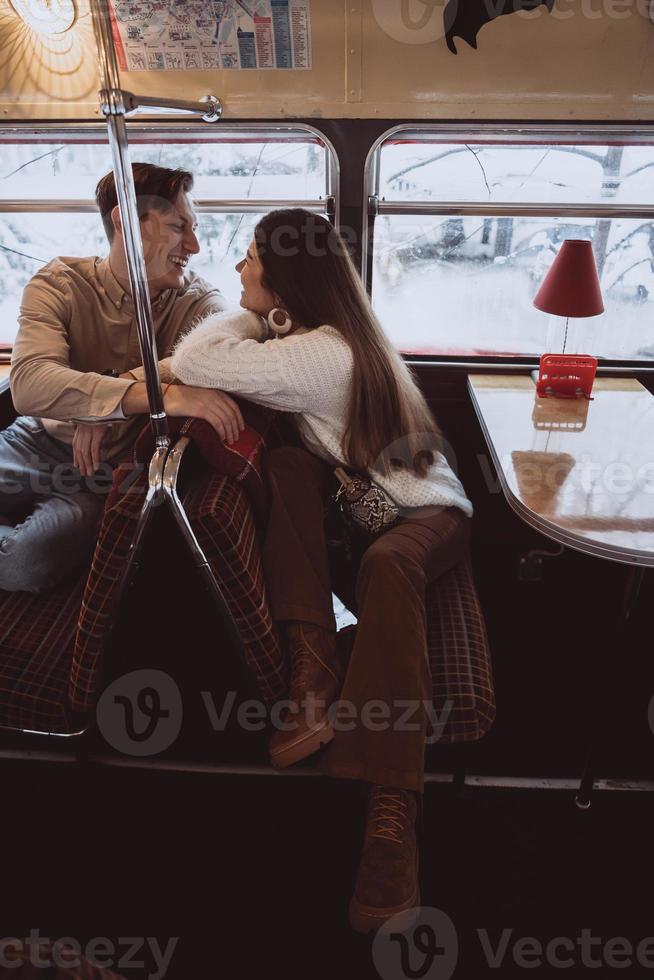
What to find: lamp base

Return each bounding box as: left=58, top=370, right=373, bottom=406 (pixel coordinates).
left=535, top=353, right=598, bottom=399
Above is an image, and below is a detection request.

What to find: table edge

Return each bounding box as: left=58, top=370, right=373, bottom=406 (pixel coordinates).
left=467, top=374, right=654, bottom=567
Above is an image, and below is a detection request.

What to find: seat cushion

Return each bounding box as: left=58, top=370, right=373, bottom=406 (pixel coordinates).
left=183, top=469, right=288, bottom=704
left=69, top=461, right=149, bottom=715
left=0, top=457, right=145, bottom=732
left=0, top=576, right=85, bottom=734
left=70, top=456, right=289, bottom=714
left=426, top=558, right=495, bottom=744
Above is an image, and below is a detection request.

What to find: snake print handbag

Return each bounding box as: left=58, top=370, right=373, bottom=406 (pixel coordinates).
left=333, top=466, right=401, bottom=539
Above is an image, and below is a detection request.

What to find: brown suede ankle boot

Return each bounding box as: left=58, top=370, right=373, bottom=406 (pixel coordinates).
left=269, top=622, right=341, bottom=768
left=349, top=784, right=420, bottom=934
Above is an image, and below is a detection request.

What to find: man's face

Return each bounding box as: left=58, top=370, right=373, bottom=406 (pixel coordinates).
left=139, top=191, right=200, bottom=297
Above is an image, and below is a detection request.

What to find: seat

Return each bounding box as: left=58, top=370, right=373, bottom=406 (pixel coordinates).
left=0, top=575, right=86, bottom=734
left=425, top=557, right=495, bottom=744
left=181, top=467, right=288, bottom=704
left=0, top=414, right=494, bottom=749
left=67, top=454, right=283, bottom=717
left=0, top=411, right=288, bottom=736
left=0, top=457, right=156, bottom=735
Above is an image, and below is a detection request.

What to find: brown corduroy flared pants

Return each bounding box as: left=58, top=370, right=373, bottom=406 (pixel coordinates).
left=261, top=445, right=471, bottom=793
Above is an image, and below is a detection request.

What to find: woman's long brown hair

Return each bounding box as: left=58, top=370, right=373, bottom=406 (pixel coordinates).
left=254, top=209, right=442, bottom=477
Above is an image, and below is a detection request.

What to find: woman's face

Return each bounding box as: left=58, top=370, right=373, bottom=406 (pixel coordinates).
left=235, top=238, right=278, bottom=316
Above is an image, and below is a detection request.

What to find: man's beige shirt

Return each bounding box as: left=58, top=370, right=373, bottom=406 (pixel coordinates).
left=11, top=256, right=227, bottom=461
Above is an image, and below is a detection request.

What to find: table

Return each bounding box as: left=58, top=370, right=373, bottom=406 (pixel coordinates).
left=468, top=374, right=654, bottom=567
left=468, top=373, right=654, bottom=805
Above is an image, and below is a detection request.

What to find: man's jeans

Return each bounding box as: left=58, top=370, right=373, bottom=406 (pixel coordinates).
left=0, top=417, right=113, bottom=593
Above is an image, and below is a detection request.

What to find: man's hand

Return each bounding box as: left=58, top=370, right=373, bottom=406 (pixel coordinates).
left=72, top=423, right=111, bottom=476
left=164, top=385, right=245, bottom=444
left=121, top=381, right=246, bottom=444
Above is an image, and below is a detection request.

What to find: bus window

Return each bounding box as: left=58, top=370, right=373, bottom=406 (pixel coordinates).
left=0, top=125, right=337, bottom=344
left=365, top=126, right=654, bottom=362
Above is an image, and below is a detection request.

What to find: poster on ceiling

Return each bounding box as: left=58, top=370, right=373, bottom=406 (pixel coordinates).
left=109, top=0, right=312, bottom=71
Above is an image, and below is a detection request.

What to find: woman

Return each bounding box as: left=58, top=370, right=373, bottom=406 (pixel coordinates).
left=170, top=208, right=473, bottom=933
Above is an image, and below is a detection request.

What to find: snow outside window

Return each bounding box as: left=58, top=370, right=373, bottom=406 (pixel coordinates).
left=0, top=133, right=329, bottom=344
left=371, top=136, right=654, bottom=362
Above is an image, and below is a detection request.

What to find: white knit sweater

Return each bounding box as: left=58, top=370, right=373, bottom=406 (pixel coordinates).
left=171, top=310, right=473, bottom=516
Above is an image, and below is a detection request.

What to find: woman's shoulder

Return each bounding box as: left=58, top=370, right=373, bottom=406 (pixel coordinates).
left=275, top=324, right=352, bottom=394
left=284, top=323, right=352, bottom=363
left=289, top=323, right=350, bottom=348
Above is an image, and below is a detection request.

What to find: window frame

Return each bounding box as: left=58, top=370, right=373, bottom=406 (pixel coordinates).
left=363, top=123, right=654, bottom=371
left=0, top=120, right=339, bottom=219
left=0, top=120, right=339, bottom=356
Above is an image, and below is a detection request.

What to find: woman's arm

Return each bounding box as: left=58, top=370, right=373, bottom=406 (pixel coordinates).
left=171, top=311, right=352, bottom=414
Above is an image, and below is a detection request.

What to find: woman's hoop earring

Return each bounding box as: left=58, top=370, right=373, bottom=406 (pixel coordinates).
left=267, top=307, right=293, bottom=335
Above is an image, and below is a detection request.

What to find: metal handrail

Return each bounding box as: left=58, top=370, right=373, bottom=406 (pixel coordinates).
left=90, top=1, right=168, bottom=446
left=0, top=199, right=333, bottom=214
left=119, top=93, right=222, bottom=122
left=371, top=200, right=654, bottom=220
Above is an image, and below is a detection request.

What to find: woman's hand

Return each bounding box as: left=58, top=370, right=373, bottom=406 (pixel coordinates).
left=163, top=384, right=245, bottom=444
left=72, top=423, right=111, bottom=476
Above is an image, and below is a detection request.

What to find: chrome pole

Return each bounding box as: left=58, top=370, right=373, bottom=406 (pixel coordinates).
left=88, top=3, right=250, bottom=686
left=90, top=0, right=168, bottom=447
left=108, top=446, right=170, bottom=613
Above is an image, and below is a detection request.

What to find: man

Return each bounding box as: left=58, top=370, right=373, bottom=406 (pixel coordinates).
left=0, top=162, right=244, bottom=593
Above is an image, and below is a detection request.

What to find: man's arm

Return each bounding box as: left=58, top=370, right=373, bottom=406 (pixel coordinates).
left=121, top=381, right=245, bottom=446
left=10, top=271, right=136, bottom=421
left=120, top=356, right=175, bottom=386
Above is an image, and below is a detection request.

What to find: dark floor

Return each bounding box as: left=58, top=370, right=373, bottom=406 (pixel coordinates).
left=2, top=758, right=654, bottom=980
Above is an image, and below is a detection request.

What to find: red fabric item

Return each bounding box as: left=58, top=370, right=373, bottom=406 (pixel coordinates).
left=131, top=399, right=275, bottom=527
left=132, top=397, right=275, bottom=472
left=533, top=239, right=604, bottom=318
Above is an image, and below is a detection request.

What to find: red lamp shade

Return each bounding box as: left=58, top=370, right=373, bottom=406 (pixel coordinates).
left=533, top=239, right=604, bottom=318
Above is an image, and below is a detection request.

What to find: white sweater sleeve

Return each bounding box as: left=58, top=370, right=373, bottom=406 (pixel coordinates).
left=171, top=310, right=352, bottom=414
